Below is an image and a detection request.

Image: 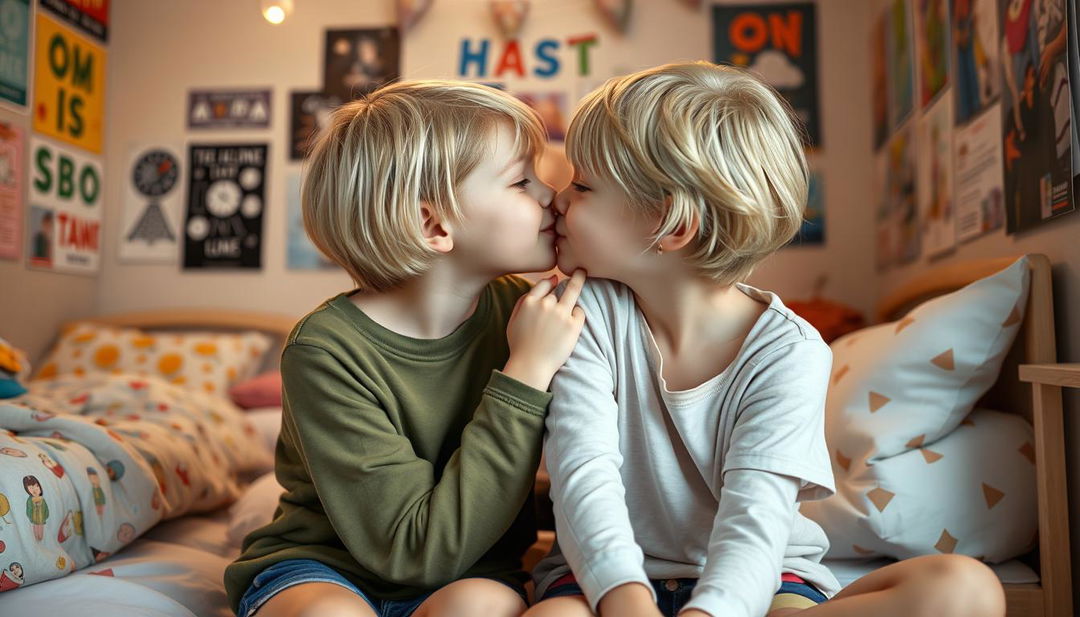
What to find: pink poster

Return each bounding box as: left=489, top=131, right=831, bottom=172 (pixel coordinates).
left=0, top=122, right=23, bottom=261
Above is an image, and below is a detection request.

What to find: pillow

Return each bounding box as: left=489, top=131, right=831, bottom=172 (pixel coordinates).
left=227, top=471, right=283, bottom=547
left=227, top=370, right=282, bottom=409
left=33, top=323, right=273, bottom=397
left=800, top=256, right=1034, bottom=562
left=244, top=407, right=283, bottom=455
left=0, top=336, right=31, bottom=398
left=822, top=255, right=1029, bottom=463
left=801, top=408, right=1037, bottom=561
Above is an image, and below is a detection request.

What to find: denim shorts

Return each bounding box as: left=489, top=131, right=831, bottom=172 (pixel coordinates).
left=237, top=558, right=529, bottom=617
left=540, top=572, right=828, bottom=617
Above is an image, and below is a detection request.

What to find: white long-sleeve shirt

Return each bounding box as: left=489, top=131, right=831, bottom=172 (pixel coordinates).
left=533, top=279, right=841, bottom=617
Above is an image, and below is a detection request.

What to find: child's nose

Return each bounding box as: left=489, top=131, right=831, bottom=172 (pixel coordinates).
left=553, top=189, right=570, bottom=215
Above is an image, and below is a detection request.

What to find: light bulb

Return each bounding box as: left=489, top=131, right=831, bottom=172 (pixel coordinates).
left=259, top=0, right=293, bottom=25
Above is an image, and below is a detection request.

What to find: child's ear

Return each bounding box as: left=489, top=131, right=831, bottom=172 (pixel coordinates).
left=657, top=196, right=700, bottom=253
left=420, top=202, right=454, bottom=253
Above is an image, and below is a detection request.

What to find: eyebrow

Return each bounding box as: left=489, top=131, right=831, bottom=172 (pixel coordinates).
left=498, top=156, right=526, bottom=177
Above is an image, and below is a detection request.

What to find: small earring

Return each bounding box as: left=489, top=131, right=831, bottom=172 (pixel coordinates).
left=656, top=245, right=664, bottom=255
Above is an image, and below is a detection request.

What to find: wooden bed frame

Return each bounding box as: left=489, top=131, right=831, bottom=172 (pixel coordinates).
left=64, top=254, right=1069, bottom=617
left=879, top=253, right=1070, bottom=617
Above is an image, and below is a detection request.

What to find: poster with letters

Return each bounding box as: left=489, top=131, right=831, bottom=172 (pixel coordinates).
left=955, top=103, right=1005, bottom=241
left=26, top=135, right=103, bottom=274
left=183, top=144, right=267, bottom=270
left=32, top=12, right=107, bottom=153
left=712, top=3, right=821, bottom=148
left=38, top=0, right=108, bottom=43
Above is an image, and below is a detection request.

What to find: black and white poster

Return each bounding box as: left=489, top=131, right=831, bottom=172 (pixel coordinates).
left=188, top=89, right=272, bottom=130
left=183, top=144, right=267, bottom=269
left=289, top=90, right=342, bottom=160
left=323, top=27, right=400, bottom=101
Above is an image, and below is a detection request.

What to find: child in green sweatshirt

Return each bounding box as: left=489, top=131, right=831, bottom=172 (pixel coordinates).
left=224, top=80, right=586, bottom=617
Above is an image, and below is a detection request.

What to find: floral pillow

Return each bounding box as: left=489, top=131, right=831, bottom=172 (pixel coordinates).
left=33, top=323, right=273, bottom=397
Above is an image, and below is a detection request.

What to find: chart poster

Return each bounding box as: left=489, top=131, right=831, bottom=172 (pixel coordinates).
left=183, top=144, right=267, bottom=270
left=887, top=0, right=914, bottom=130
left=188, top=89, right=272, bottom=130
left=289, top=90, right=341, bottom=161
left=915, top=0, right=950, bottom=109
left=955, top=103, right=1005, bottom=242
left=712, top=3, right=821, bottom=148
left=286, top=170, right=336, bottom=269
left=38, top=0, right=108, bottom=43
left=0, top=0, right=31, bottom=110
left=951, top=0, right=1001, bottom=125
left=32, top=12, right=106, bottom=153
left=0, top=121, right=23, bottom=259
left=916, top=92, right=956, bottom=258
left=323, top=27, right=400, bottom=101
left=27, top=135, right=103, bottom=274
left=1000, top=0, right=1073, bottom=232
left=120, top=143, right=184, bottom=263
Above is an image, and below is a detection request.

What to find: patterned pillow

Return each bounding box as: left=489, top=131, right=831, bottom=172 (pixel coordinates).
left=33, top=323, right=273, bottom=396
left=800, top=256, right=1034, bottom=561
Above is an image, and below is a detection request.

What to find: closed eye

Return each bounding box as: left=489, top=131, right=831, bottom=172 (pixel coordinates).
left=513, top=178, right=531, bottom=189
left=571, top=182, right=591, bottom=193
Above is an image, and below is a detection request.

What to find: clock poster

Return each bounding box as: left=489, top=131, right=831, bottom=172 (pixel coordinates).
left=27, top=135, right=103, bottom=275
left=183, top=144, right=267, bottom=270
left=119, top=143, right=183, bottom=263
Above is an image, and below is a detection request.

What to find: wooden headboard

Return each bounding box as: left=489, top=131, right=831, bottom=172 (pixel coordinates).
left=875, top=254, right=1056, bottom=425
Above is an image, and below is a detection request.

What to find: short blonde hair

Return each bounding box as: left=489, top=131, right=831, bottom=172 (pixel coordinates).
left=567, top=61, right=809, bottom=285
left=303, top=80, right=546, bottom=291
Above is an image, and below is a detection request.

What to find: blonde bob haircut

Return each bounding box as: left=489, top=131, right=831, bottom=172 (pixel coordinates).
left=567, top=61, right=809, bottom=285
left=303, top=80, right=546, bottom=291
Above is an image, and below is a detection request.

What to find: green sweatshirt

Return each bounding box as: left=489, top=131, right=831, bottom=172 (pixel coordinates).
left=224, top=276, right=551, bottom=611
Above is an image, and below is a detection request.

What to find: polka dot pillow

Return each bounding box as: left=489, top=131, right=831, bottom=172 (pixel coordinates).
left=33, top=323, right=273, bottom=397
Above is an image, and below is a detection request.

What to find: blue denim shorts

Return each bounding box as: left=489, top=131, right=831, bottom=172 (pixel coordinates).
left=541, top=573, right=828, bottom=617
left=237, top=559, right=529, bottom=617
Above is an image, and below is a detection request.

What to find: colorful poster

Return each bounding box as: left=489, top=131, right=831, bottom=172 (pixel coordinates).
left=790, top=170, right=824, bottom=245
left=323, top=27, right=400, bottom=101
left=872, top=11, right=890, bottom=151
left=888, top=0, right=915, bottom=129
left=916, top=91, right=956, bottom=257
left=1000, top=0, right=1073, bottom=232
left=712, top=3, right=821, bottom=148
left=915, top=0, right=951, bottom=108
left=32, top=12, right=107, bottom=154
left=0, top=121, right=23, bottom=259
left=513, top=92, right=568, bottom=142
left=955, top=103, right=1005, bottom=241
left=27, top=135, right=103, bottom=274
left=0, top=0, right=31, bottom=110
left=119, top=144, right=183, bottom=263
left=888, top=127, right=920, bottom=265
left=188, top=89, right=272, bottom=130
left=183, top=144, right=267, bottom=270
left=289, top=90, right=342, bottom=161
left=38, top=0, right=108, bottom=43
left=952, top=0, right=1001, bottom=125
left=286, top=171, right=335, bottom=269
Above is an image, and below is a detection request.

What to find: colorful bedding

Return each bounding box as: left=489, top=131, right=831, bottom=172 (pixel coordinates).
left=0, top=373, right=272, bottom=592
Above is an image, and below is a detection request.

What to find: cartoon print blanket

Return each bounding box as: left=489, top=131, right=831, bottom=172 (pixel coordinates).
left=0, top=373, right=271, bottom=592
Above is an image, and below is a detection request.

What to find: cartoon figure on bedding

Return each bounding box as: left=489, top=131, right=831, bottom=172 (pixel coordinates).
left=0, top=562, right=23, bottom=591
left=37, top=452, right=65, bottom=478
left=0, top=491, right=10, bottom=526
left=22, top=476, right=48, bottom=542
left=87, top=468, right=106, bottom=516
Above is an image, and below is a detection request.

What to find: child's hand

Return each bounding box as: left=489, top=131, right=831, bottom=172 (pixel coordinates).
left=503, top=269, right=587, bottom=391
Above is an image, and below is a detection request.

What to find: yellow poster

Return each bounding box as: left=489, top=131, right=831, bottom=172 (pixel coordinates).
left=32, top=13, right=107, bottom=154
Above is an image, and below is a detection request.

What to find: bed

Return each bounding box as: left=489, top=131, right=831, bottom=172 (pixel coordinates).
left=0, top=254, right=1070, bottom=617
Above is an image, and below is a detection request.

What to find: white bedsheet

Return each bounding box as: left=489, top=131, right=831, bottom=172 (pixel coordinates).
left=824, top=557, right=1040, bottom=588
left=0, top=510, right=240, bottom=617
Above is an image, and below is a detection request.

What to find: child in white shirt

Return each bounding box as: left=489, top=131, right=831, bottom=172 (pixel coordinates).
left=525, top=62, right=1005, bottom=617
